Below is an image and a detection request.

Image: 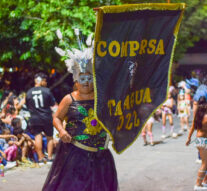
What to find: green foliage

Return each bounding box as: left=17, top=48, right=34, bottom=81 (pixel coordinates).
left=0, top=0, right=206, bottom=70
left=0, top=0, right=121, bottom=71
left=174, top=0, right=207, bottom=60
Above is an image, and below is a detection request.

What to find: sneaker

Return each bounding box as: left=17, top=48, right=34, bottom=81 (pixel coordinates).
left=143, top=142, right=148, bottom=146
left=195, top=159, right=202, bottom=164
left=161, top=134, right=166, bottom=139
left=44, top=152, right=48, bottom=157
left=194, top=185, right=207, bottom=190
left=46, top=158, right=53, bottom=165
left=171, top=132, right=178, bottom=138
left=178, top=129, right=184, bottom=134
left=184, top=125, right=188, bottom=131
left=38, top=157, right=47, bottom=166
left=4, top=161, right=17, bottom=171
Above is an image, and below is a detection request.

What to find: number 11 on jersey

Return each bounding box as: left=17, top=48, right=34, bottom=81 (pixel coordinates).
left=33, top=94, right=44, bottom=108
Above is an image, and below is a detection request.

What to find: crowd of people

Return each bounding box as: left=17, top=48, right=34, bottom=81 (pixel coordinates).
left=140, top=72, right=207, bottom=191
left=0, top=67, right=206, bottom=191
left=0, top=72, right=205, bottom=154
left=0, top=72, right=60, bottom=171
left=141, top=75, right=207, bottom=147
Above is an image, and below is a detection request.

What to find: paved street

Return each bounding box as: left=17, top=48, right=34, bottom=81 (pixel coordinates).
left=0, top=114, right=199, bottom=191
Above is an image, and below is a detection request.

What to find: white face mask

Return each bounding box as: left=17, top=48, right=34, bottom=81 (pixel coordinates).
left=78, top=74, right=93, bottom=84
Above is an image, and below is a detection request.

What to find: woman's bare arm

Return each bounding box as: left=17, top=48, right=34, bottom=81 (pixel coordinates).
left=14, top=136, right=25, bottom=147
left=186, top=119, right=195, bottom=146
left=22, top=133, right=34, bottom=146
left=53, top=94, right=72, bottom=143
left=0, top=134, right=17, bottom=140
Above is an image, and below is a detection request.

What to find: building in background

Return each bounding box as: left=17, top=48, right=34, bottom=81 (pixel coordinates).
left=177, top=39, right=207, bottom=77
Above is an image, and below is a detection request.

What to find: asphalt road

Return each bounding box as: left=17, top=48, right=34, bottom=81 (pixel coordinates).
left=0, top=114, right=200, bottom=191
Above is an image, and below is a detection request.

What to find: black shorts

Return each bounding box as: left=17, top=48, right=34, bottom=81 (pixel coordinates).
left=30, top=124, right=53, bottom=137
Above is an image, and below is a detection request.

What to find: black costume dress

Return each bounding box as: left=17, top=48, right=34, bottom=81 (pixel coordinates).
left=42, top=98, right=118, bottom=191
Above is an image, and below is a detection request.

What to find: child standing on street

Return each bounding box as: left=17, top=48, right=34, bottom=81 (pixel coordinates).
left=177, top=93, right=189, bottom=133
left=142, top=111, right=161, bottom=146
left=161, top=93, right=177, bottom=138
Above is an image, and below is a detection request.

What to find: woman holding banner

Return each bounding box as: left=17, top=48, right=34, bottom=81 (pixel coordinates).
left=42, top=31, right=118, bottom=191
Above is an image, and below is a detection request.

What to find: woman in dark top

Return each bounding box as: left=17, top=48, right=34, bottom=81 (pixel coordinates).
left=42, top=72, right=118, bottom=191
left=43, top=29, right=118, bottom=190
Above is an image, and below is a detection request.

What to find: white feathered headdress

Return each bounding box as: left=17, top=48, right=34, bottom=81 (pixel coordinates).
left=55, top=29, right=93, bottom=81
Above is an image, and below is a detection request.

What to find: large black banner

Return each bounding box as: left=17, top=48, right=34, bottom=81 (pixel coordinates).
left=93, top=4, right=185, bottom=153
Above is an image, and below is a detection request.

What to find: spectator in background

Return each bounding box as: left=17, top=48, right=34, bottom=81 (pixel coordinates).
left=0, top=90, right=13, bottom=110
left=184, top=86, right=191, bottom=128
left=177, top=93, right=189, bottom=133
left=0, top=144, right=7, bottom=167
left=12, top=118, right=34, bottom=163
left=142, top=111, right=161, bottom=146
left=169, top=85, right=178, bottom=115
left=193, top=84, right=207, bottom=115
left=0, top=119, right=17, bottom=143
left=161, top=92, right=177, bottom=138
left=0, top=122, right=18, bottom=169
left=7, top=94, right=25, bottom=114
left=26, top=73, right=56, bottom=163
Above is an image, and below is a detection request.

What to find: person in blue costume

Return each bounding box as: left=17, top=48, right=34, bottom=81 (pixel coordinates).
left=42, top=29, right=118, bottom=191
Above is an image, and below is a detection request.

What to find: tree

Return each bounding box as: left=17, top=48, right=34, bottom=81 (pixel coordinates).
left=0, top=0, right=121, bottom=72
left=0, top=0, right=206, bottom=72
